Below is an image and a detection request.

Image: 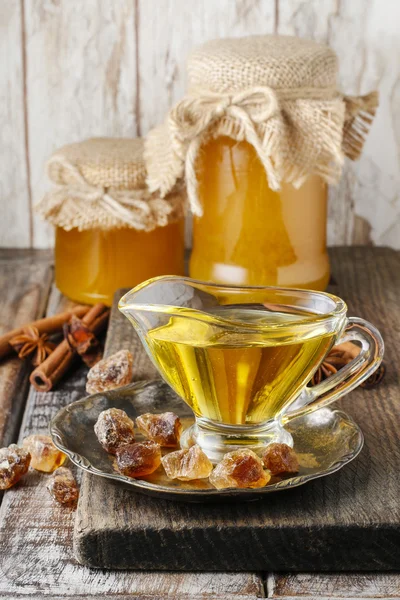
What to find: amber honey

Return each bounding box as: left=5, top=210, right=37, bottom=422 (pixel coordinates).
left=146, top=305, right=335, bottom=425
left=55, top=221, right=185, bottom=306
left=190, top=137, right=330, bottom=290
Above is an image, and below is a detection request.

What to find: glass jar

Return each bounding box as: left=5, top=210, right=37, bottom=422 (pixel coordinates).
left=190, top=137, right=330, bottom=290
left=55, top=219, right=185, bottom=306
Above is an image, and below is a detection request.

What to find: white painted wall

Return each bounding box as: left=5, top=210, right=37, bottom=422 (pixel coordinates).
left=1, top=0, right=398, bottom=249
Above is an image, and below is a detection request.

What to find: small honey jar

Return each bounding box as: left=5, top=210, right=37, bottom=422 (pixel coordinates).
left=145, top=35, right=378, bottom=290
left=37, top=138, right=185, bottom=305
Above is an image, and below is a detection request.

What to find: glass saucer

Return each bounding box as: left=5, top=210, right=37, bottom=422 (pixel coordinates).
left=50, top=380, right=363, bottom=502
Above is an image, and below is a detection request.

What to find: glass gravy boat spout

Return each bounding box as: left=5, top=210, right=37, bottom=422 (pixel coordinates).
left=119, top=276, right=383, bottom=463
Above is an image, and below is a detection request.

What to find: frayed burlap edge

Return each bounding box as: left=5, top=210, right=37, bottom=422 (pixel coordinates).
left=35, top=155, right=186, bottom=232
left=145, top=89, right=378, bottom=217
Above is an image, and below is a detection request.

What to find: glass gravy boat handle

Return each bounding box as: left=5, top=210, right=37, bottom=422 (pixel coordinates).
left=283, top=317, right=385, bottom=424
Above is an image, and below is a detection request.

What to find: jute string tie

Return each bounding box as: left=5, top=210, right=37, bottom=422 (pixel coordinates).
left=36, top=153, right=186, bottom=232
left=161, top=84, right=368, bottom=216
left=168, top=86, right=284, bottom=213
left=48, top=156, right=154, bottom=229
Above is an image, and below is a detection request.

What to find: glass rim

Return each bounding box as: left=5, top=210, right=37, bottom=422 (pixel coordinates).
left=118, top=275, right=347, bottom=331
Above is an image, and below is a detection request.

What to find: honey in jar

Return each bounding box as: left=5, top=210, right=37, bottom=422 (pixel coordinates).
left=190, top=137, right=329, bottom=290
left=55, top=221, right=185, bottom=306
left=37, top=137, right=186, bottom=306
left=145, top=35, right=377, bottom=291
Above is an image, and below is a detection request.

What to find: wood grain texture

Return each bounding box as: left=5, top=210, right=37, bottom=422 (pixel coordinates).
left=1, top=0, right=400, bottom=250
left=75, top=247, right=400, bottom=572
left=24, top=0, right=138, bottom=248
left=328, top=0, right=400, bottom=249
left=0, top=0, right=31, bottom=247
left=0, top=249, right=52, bottom=446
left=269, top=572, right=400, bottom=599
left=277, top=0, right=400, bottom=249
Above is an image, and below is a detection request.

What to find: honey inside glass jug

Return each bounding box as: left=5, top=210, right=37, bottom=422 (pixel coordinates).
left=190, top=136, right=330, bottom=290
left=55, top=220, right=185, bottom=306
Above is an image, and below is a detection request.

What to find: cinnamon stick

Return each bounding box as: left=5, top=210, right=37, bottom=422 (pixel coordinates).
left=0, top=305, right=90, bottom=361
left=30, top=304, right=110, bottom=392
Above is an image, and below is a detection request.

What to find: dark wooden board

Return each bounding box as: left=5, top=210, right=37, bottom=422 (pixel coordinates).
left=74, top=247, right=400, bottom=572
left=0, top=249, right=53, bottom=447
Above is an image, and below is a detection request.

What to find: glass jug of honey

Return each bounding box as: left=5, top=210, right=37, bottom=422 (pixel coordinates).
left=37, top=137, right=186, bottom=306
left=119, top=276, right=383, bottom=462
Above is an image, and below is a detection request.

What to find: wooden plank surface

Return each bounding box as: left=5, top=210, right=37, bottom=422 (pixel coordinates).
left=0, top=249, right=52, bottom=446
left=269, top=572, right=400, bottom=599
left=277, top=0, right=400, bottom=248
left=267, top=573, right=400, bottom=600
left=0, top=249, right=399, bottom=597
left=24, top=0, right=138, bottom=247
left=75, top=247, right=400, bottom=572
left=0, top=0, right=32, bottom=247
left=1, top=0, right=400, bottom=250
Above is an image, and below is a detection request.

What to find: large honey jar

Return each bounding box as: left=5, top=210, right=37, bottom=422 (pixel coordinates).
left=145, top=36, right=377, bottom=290
left=37, top=138, right=185, bottom=305
left=190, top=137, right=328, bottom=288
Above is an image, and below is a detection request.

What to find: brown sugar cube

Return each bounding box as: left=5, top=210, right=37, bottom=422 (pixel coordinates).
left=23, top=434, right=66, bottom=473
left=94, top=408, right=136, bottom=455
left=209, top=448, right=270, bottom=490
left=86, top=349, right=133, bottom=394
left=47, top=467, right=79, bottom=507
left=0, top=444, right=31, bottom=490
left=162, top=445, right=213, bottom=481
left=136, top=412, right=182, bottom=447
left=116, top=441, right=161, bottom=478
left=261, top=443, right=299, bottom=476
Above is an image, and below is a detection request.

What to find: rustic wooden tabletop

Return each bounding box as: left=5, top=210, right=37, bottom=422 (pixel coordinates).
left=0, top=247, right=399, bottom=600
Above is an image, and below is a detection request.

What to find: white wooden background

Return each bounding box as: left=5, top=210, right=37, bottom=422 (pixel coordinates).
left=1, top=0, right=399, bottom=249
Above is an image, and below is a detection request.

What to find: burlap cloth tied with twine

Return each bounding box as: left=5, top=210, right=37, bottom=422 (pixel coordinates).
left=35, top=138, right=185, bottom=232
left=144, top=35, right=378, bottom=216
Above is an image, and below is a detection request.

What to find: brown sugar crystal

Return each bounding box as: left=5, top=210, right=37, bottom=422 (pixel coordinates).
left=136, top=412, right=182, bottom=447
left=261, top=442, right=299, bottom=476
left=162, top=444, right=213, bottom=481
left=0, top=444, right=31, bottom=490
left=86, top=349, right=133, bottom=394
left=209, top=448, right=270, bottom=490
left=23, top=434, right=66, bottom=473
left=47, top=467, right=79, bottom=507
left=116, top=441, right=161, bottom=478
left=94, top=408, right=136, bottom=454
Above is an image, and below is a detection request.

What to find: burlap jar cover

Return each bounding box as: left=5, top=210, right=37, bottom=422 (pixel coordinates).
left=36, top=137, right=185, bottom=232
left=145, top=35, right=378, bottom=216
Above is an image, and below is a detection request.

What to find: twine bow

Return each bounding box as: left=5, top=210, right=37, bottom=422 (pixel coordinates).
left=47, top=157, right=156, bottom=229
left=36, top=155, right=185, bottom=232
left=168, top=86, right=281, bottom=215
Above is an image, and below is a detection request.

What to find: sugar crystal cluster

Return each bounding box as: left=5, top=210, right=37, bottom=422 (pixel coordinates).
left=47, top=467, right=79, bottom=506
left=93, top=403, right=301, bottom=491
left=261, top=443, right=299, bottom=476
left=116, top=441, right=161, bottom=477
left=0, top=444, right=31, bottom=490
left=23, top=434, right=66, bottom=473
left=136, top=412, right=182, bottom=447
left=86, top=349, right=133, bottom=394
left=162, top=445, right=213, bottom=481
left=94, top=408, right=136, bottom=454
left=209, top=448, right=270, bottom=490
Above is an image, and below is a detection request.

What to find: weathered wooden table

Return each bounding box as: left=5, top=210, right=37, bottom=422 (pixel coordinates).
left=0, top=247, right=399, bottom=599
